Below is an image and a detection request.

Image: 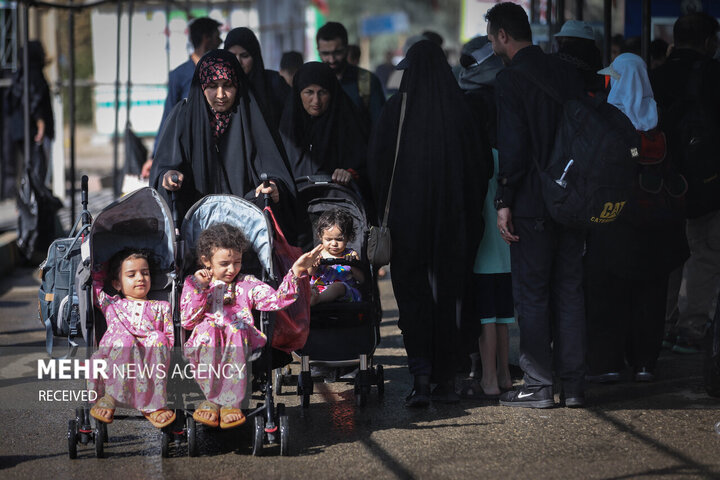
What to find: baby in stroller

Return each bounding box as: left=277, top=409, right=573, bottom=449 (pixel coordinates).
left=181, top=222, right=321, bottom=429
left=89, top=248, right=175, bottom=429
left=310, top=209, right=365, bottom=306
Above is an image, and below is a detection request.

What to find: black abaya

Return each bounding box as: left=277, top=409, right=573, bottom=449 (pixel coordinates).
left=224, top=27, right=290, bottom=133
left=367, top=41, right=491, bottom=382
left=279, top=62, right=368, bottom=180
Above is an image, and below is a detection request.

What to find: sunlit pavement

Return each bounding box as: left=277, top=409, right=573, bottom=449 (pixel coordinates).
left=1, top=267, right=719, bottom=479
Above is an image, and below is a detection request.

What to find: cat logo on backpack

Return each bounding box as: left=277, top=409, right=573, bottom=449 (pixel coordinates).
left=592, top=201, right=626, bottom=224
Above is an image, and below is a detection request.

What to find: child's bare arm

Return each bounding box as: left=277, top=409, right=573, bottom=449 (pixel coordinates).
left=347, top=251, right=364, bottom=284
left=292, top=244, right=323, bottom=278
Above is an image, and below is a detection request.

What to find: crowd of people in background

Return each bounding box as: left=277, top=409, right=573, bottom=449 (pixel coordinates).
left=4, top=3, right=720, bottom=410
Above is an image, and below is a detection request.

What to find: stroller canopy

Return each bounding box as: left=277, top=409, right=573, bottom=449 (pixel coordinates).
left=182, top=195, right=273, bottom=275
left=89, top=187, right=176, bottom=287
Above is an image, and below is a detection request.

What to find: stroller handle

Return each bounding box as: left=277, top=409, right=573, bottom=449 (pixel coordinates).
left=260, top=172, right=271, bottom=207
left=318, top=257, right=364, bottom=268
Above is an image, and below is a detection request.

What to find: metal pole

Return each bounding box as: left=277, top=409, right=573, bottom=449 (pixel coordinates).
left=126, top=0, right=133, bottom=119
left=112, top=0, right=122, bottom=199
left=547, top=0, right=553, bottom=44
left=530, top=0, right=538, bottom=23
left=576, top=0, right=583, bottom=21
left=165, top=0, right=170, bottom=76
left=641, top=0, right=651, bottom=65
left=603, top=0, right=612, bottom=66
left=557, top=0, right=565, bottom=28
left=21, top=1, right=30, bottom=184
left=69, top=0, right=76, bottom=221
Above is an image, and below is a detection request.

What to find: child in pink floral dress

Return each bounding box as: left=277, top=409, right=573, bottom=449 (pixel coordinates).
left=181, top=222, right=321, bottom=429
left=89, top=249, right=175, bottom=429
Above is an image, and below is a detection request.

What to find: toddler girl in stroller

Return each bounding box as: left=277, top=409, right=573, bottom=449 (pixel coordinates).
left=181, top=222, right=321, bottom=429
left=89, top=248, right=175, bottom=429
left=310, top=209, right=364, bottom=306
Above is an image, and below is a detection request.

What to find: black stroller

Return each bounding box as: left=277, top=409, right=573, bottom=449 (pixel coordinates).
left=177, top=193, right=292, bottom=456
left=67, top=186, right=177, bottom=459
left=284, top=176, right=384, bottom=407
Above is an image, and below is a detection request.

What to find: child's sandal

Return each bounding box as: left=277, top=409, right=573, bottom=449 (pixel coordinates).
left=90, top=395, right=116, bottom=424
left=192, top=401, right=219, bottom=428
left=144, top=408, right=176, bottom=429
left=219, top=405, right=246, bottom=429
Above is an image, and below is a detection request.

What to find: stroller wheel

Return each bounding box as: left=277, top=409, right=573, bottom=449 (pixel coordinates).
left=376, top=365, right=385, bottom=398
left=99, top=421, right=108, bottom=443
left=94, top=421, right=105, bottom=458
left=274, top=369, right=283, bottom=396
left=67, top=419, right=78, bottom=459
left=252, top=414, right=265, bottom=456
left=354, top=383, right=367, bottom=407
left=161, top=430, right=171, bottom=458
left=279, top=414, right=290, bottom=456
left=186, top=415, right=199, bottom=457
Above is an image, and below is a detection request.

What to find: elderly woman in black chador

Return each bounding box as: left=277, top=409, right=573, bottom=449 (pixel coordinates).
left=279, top=62, right=368, bottom=186
left=150, top=49, right=307, bottom=245
left=224, top=27, right=289, bottom=133
left=367, top=40, right=491, bottom=407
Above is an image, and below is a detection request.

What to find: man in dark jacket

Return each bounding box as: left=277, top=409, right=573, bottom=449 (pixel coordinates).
left=316, top=22, right=385, bottom=133
left=486, top=2, right=586, bottom=408
left=650, top=12, right=720, bottom=354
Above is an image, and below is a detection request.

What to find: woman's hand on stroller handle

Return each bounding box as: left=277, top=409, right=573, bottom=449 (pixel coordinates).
left=331, top=168, right=353, bottom=186
left=255, top=180, right=279, bottom=204
left=292, top=244, right=323, bottom=277
left=162, top=170, right=183, bottom=191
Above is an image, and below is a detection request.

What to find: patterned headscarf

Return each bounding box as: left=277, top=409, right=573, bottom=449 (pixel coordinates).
left=198, top=55, right=239, bottom=139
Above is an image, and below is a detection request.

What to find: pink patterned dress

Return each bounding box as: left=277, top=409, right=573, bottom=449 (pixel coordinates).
left=88, top=275, right=174, bottom=412
left=180, top=271, right=299, bottom=407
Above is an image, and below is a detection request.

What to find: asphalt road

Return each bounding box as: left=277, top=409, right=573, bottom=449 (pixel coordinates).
left=1, top=267, right=719, bottom=479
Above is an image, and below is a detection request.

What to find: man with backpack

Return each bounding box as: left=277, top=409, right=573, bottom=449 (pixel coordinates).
left=485, top=2, right=586, bottom=408
left=651, top=12, right=720, bottom=354
left=316, top=22, right=385, bottom=133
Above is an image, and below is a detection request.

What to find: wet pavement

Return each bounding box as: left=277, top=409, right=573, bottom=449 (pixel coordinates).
left=1, top=267, right=719, bottom=479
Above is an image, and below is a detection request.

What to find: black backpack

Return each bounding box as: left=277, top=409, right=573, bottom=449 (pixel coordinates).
left=666, top=60, right=720, bottom=218
left=38, top=226, right=87, bottom=356
left=517, top=70, right=639, bottom=229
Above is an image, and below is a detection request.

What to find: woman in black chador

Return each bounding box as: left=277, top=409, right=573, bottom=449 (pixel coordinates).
left=150, top=49, right=307, bottom=245
left=224, top=27, right=290, bottom=133
left=367, top=40, right=490, bottom=407
left=279, top=61, right=368, bottom=187
left=2, top=40, right=54, bottom=199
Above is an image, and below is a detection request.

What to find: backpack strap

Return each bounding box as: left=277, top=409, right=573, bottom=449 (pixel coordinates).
left=683, top=60, right=705, bottom=102
left=380, top=93, right=407, bottom=228
left=512, top=66, right=566, bottom=106
left=357, top=69, right=371, bottom=109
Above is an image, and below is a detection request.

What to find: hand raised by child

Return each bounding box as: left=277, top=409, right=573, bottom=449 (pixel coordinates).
left=292, top=244, right=323, bottom=278
left=193, top=268, right=212, bottom=289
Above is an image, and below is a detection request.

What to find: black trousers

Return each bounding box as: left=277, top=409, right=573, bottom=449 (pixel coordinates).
left=510, top=217, right=586, bottom=394
left=585, top=266, right=668, bottom=373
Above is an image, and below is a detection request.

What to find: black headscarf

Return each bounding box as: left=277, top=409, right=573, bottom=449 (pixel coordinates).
left=150, top=49, right=308, bottom=244
left=224, top=27, right=290, bottom=132
left=279, top=62, right=368, bottom=179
